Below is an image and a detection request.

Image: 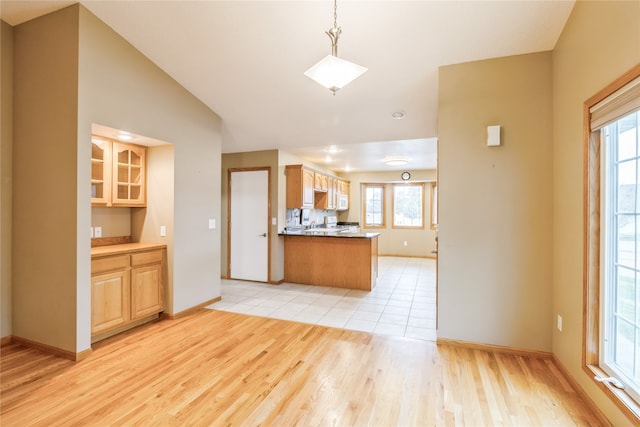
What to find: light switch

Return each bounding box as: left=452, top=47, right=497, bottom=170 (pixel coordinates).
left=487, top=125, right=501, bottom=147
left=209, top=219, right=216, bottom=229
left=90, top=227, right=94, bottom=239
left=160, top=226, right=167, bottom=237
left=272, top=217, right=277, bottom=225
left=94, top=227, right=102, bottom=238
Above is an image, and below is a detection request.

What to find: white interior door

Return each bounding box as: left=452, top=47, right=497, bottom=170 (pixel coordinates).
left=230, top=169, right=269, bottom=282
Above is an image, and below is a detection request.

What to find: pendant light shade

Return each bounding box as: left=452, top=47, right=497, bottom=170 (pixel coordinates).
left=305, top=0, right=367, bottom=94
left=304, top=55, right=368, bottom=94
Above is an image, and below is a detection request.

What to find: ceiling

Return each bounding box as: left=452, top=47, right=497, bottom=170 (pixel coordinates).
left=1, top=0, right=575, bottom=172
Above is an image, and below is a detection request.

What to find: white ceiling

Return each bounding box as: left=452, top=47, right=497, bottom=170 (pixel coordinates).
left=1, top=0, right=575, bottom=172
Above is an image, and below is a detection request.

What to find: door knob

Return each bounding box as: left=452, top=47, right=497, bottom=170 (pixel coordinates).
left=259, top=233, right=267, bottom=237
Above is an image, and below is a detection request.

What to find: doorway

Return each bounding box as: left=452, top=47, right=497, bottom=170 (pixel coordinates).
left=228, top=168, right=270, bottom=282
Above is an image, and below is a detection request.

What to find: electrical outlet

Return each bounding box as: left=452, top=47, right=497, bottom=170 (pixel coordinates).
left=209, top=219, right=216, bottom=229
left=90, top=227, right=94, bottom=238
left=94, top=226, right=102, bottom=238
left=160, top=226, right=167, bottom=237
left=557, top=314, right=563, bottom=332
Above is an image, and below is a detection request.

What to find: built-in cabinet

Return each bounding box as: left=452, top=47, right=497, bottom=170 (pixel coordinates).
left=286, top=164, right=349, bottom=210
left=91, top=244, right=165, bottom=342
left=91, top=136, right=146, bottom=207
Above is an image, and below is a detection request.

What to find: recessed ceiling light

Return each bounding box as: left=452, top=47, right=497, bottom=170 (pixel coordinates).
left=325, top=145, right=340, bottom=154
left=391, top=111, right=406, bottom=120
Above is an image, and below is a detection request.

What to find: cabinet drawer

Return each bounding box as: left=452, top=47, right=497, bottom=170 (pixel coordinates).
left=131, top=250, right=163, bottom=267
left=92, top=255, right=129, bottom=274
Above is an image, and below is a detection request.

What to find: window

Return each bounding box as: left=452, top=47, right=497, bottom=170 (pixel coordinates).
left=363, top=184, right=385, bottom=227
left=585, top=66, right=640, bottom=421
left=392, top=183, right=425, bottom=229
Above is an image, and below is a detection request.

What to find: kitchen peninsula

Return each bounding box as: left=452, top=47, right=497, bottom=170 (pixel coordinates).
left=280, top=231, right=379, bottom=291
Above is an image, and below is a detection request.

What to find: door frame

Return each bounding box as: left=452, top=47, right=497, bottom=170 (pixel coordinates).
left=226, top=167, right=271, bottom=282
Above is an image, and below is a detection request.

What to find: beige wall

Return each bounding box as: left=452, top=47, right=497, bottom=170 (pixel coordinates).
left=340, top=170, right=437, bottom=257
left=6, top=4, right=221, bottom=353
left=1, top=20, right=14, bottom=338
left=438, top=52, right=554, bottom=351
left=221, top=150, right=281, bottom=281
left=551, top=1, right=640, bottom=424
left=132, top=145, right=175, bottom=311
left=12, top=7, right=80, bottom=352
left=78, top=5, right=221, bottom=321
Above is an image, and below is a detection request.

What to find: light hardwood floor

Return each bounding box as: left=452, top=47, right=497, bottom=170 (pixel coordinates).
left=1, top=310, right=605, bottom=426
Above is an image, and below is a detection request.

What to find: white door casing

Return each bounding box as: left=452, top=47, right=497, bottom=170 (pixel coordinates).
left=229, top=169, right=269, bottom=282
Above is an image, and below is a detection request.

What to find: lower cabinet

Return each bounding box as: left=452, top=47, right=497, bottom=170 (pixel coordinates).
left=91, top=247, right=164, bottom=341
left=91, top=269, right=130, bottom=335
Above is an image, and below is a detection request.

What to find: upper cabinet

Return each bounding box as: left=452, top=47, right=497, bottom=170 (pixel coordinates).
left=91, top=136, right=146, bottom=207
left=112, top=142, right=146, bottom=206
left=91, top=138, right=111, bottom=205
left=286, top=164, right=349, bottom=210
left=286, top=165, right=315, bottom=208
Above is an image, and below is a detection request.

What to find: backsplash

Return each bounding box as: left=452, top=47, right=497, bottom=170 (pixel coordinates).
left=286, top=208, right=337, bottom=229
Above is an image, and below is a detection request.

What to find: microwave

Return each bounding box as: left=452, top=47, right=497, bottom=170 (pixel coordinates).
left=338, top=194, right=349, bottom=211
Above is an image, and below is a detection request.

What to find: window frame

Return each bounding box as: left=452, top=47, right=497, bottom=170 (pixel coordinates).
left=430, top=182, right=438, bottom=230
left=391, top=182, right=426, bottom=230
left=583, top=64, right=640, bottom=423
left=362, top=183, right=386, bottom=229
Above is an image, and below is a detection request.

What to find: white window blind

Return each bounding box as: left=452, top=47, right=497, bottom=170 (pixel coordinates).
left=590, top=76, right=640, bottom=130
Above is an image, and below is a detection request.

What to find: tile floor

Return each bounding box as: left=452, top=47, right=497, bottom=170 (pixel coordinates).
left=207, top=256, right=437, bottom=341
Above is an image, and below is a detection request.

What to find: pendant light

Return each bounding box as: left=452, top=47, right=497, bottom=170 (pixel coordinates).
left=304, top=0, right=367, bottom=94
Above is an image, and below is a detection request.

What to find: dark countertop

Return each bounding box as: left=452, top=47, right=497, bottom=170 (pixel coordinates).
left=279, top=230, right=379, bottom=239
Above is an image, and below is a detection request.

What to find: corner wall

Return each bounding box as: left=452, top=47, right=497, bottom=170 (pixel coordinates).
left=551, top=1, right=640, bottom=424
left=1, top=20, right=14, bottom=339
left=438, top=52, right=554, bottom=351
left=12, top=7, right=80, bottom=352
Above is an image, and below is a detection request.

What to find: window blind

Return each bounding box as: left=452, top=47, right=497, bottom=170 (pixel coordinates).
left=590, top=76, right=640, bottom=130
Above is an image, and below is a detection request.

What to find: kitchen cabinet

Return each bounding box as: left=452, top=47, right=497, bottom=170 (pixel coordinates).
left=327, top=176, right=335, bottom=209
left=112, top=142, right=146, bottom=206
left=91, top=137, right=111, bottom=205
left=131, top=250, right=164, bottom=319
left=91, top=244, right=165, bottom=342
left=286, top=165, right=315, bottom=208
left=91, top=136, right=146, bottom=207
left=286, top=164, right=349, bottom=210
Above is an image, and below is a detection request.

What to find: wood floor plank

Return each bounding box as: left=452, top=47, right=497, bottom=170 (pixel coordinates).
left=1, top=309, right=606, bottom=426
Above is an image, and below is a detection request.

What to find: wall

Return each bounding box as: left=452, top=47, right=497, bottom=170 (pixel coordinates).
left=132, top=145, right=175, bottom=310
left=8, top=4, right=221, bottom=354
left=551, top=1, right=640, bottom=424
left=340, top=169, right=437, bottom=257
left=221, top=150, right=281, bottom=281
left=1, top=20, right=13, bottom=339
left=438, top=52, right=553, bottom=351
left=78, top=5, right=221, bottom=320
left=12, top=7, right=80, bottom=352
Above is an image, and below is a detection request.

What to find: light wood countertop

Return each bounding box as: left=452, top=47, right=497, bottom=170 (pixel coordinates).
left=91, top=242, right=167, bottom=258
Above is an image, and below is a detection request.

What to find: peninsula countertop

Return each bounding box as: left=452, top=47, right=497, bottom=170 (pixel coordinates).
left=279, top=229, right=380, bottom=239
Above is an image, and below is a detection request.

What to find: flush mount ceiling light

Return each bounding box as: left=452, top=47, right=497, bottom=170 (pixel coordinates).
left=384, top=156, right=409, bottom=166
left=391, top=111, right=406, bottom=120
left=117, top=132, right=133, bottom=141
left=304, top=0, right=367, bottom=95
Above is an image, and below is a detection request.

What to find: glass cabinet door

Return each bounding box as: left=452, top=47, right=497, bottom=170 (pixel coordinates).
left=91, top=137, right=110, bottom=205
left=112, top=142, right=146, bottom=206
